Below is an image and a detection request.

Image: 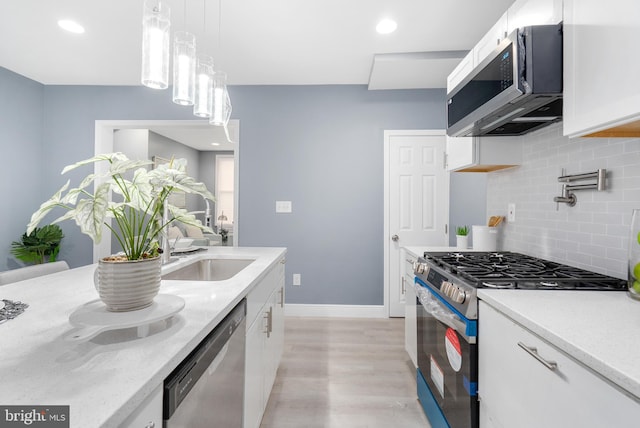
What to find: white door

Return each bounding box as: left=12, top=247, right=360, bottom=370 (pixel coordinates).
left=384, top=130, right=449, bottom=317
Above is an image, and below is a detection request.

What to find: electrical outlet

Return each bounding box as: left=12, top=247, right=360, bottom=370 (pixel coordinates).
left=276, top=201, right=292, bottom=213
left=293, top=274, right=301, bottom=286
left=507, top=203, right=516, bottom=223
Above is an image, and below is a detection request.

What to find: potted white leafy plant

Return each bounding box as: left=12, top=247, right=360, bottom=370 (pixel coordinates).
left=27, top=152, right=214, bottom=311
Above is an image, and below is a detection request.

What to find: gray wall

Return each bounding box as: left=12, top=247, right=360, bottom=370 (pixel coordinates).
left=449, top=172, right=488, bottom=246
left=0, top=67, right=44, bottom=270
left=0, top=67, right=486, bottom=305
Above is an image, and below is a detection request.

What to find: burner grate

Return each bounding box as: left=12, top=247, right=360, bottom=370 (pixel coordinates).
left=424, top=251, right=627, bottom=290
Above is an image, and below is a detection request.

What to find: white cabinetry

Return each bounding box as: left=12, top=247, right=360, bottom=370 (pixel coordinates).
left=447, top=0, right=562, bottom=95
left=120, top=384, right=162, bottom=428
left=474, top=12, right=509, bottom=67
left=446, top=50, right=474, bottom=93
left=445, top=0, right=561, bottom=172
left=446, top=135, right=522, bottom=172
left=244, top=258, right=286, bottom=428
left=563, top=0, right=640, bottom=137
left=403, top=250, right=418, bottom=368
left=478, top=301, right=640, bottom=428
left=507, top=0, right=562, bottom=34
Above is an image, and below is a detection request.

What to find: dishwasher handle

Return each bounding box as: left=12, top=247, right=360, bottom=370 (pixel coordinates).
left=163, top=299, right=246, bottom=420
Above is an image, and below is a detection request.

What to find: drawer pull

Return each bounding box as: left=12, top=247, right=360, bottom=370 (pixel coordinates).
left=517, top=342, right=558, bottom=371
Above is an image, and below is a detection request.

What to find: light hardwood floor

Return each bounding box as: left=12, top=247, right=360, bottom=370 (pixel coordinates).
left=260, top=317, right=431, bottom=428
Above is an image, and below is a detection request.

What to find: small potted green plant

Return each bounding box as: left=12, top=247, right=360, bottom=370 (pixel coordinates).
left=456, top=225, right=469, bottom=250
left=27, top=152, right=214, bottom=311
left=11, top=224, right=64, bottom=265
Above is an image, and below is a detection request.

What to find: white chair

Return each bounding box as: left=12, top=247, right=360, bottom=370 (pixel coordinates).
left=0, top=261, right=70, bottom=285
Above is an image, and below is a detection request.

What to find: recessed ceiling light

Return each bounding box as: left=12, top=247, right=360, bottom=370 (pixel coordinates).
left=376, top=18, right=397, bottom=34
left=211, top=142, right=221, bottom=146
left=58, top=19, right=85, bottom=34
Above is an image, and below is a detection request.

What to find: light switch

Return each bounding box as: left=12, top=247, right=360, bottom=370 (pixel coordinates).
left=276, top=201, right=292, bottom=213
left=293, top=274, right=301, bottom=286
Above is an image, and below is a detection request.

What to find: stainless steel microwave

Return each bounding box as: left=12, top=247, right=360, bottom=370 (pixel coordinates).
left=447, top=23, right=563, bottom=137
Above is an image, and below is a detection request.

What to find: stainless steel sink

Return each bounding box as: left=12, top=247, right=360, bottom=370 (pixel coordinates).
left=162, top=258, right=255, bottom=281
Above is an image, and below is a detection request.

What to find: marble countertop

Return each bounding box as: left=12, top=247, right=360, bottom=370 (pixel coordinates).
left=478, top=289, right=640, bottom=400
left=0, top=246, right=286, bottom=427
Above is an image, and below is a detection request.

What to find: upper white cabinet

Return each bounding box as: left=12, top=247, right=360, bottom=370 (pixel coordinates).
left=507, top=0, right=563, bottom=34
left=445, top=0, right=560, bottom=172
left=563, top=0, right=640, bottom=137
left=479, top=301, right=640, bottom=428
left=446, top=135, right=522, bottom=172
left=446, top=50, right=474, bottom=93
left=447, top=0, right=563, bottom=95
left=474, top=12, right=509, bottom=68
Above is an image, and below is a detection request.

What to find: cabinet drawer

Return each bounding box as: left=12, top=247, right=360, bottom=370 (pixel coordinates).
left=479, top=302, right=640, bottom=428
left=404, top=254, right=417, bottom=277
left=246, top=259, right=285, bottom=329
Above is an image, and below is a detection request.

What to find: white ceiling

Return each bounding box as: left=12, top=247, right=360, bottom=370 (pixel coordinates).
left=1, top=0, right=514, bottom=147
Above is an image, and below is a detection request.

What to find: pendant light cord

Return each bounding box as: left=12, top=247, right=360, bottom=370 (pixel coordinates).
left=218, top=0, right=222, bottom=56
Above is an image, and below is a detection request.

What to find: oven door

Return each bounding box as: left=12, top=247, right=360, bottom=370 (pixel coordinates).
left=415, top=278, right=478, bottom=428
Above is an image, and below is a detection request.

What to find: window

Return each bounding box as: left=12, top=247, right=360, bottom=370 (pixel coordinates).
left=215, top=155, right=234, bottom=231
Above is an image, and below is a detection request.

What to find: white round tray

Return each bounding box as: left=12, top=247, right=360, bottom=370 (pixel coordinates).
left=63, top=294, right=185, bottom=342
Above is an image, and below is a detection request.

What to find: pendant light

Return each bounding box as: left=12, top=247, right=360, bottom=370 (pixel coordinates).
left=194, top=55, right=214, bottom=117
left=193, top=0, right=213, bottom=118
left=209, top=0, right=232, bottom=127
left=210, top=71, right=232, bottom=126
left=172, top=30, right=196, bottom=105
left=141, top=0, right=171, bottom=89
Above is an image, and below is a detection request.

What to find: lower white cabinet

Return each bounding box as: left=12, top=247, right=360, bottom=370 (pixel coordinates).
left=403, top=251, right=417, bottom=368
left=244, top=258, right=286, bottom=428
left=120, top=384, right=162, bottom=428
left=478, top=301, right=640, bottom=428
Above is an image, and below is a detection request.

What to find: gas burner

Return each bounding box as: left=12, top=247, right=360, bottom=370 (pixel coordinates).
left=422, top=251, right=627, bottom=290
left=481, top=282, right=515, bottom=289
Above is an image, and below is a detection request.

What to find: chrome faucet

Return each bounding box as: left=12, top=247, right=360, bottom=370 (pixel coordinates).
left=160, top=202, right=171, bottom=265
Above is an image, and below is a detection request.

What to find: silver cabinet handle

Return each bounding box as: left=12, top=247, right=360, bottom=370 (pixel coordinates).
left=401, top=277, right=406, bottom=295
left=279, top=287, right=284, bottom=308
left=517, top=342, right=557, bottom=371
left=264, top=306, right=273, bottom=338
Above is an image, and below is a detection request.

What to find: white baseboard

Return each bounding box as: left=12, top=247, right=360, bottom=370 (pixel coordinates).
left=284, top=304, right=388, bottom=318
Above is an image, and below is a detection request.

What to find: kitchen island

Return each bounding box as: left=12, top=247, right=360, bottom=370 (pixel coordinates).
left=0, top=246, right=286, bottom=427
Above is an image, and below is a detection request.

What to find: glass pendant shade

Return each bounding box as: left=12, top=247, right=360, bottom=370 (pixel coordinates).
left=141, top=0, right=171, bottom=89
left=193, top=55, right=214, bottom=118
left=172, top=31, right=196, bottom=105
left=210, top=71, right=232, bottom=126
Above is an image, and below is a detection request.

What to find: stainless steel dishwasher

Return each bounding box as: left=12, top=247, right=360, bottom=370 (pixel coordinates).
left=164, top=299, right=246, bottom=427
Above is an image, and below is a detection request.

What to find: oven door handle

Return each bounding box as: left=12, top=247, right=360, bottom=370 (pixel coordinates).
left=415, top=284, right=467, bottom=335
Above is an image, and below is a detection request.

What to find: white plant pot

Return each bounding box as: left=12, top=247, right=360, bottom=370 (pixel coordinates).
left=456, top=235, right=468, bottom=249
left=94, top=256, right=161, bottom=312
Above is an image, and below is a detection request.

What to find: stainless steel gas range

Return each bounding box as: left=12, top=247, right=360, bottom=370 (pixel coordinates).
left=412, top=251, right=626, bottom=428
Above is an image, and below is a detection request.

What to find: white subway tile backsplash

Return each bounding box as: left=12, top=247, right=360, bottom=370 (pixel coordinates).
left=487, top=122, right=640, bottom=279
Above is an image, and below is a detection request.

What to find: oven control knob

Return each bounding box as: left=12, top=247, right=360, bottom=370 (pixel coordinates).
left=441, top=281, right=452, bottom=295
left=414, top=262, right=429, bottom=275
left=453, top=288, right=467, bottom=304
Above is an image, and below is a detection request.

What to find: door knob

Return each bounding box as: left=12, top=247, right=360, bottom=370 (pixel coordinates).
left=391, top=235, right=399, bottom=242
